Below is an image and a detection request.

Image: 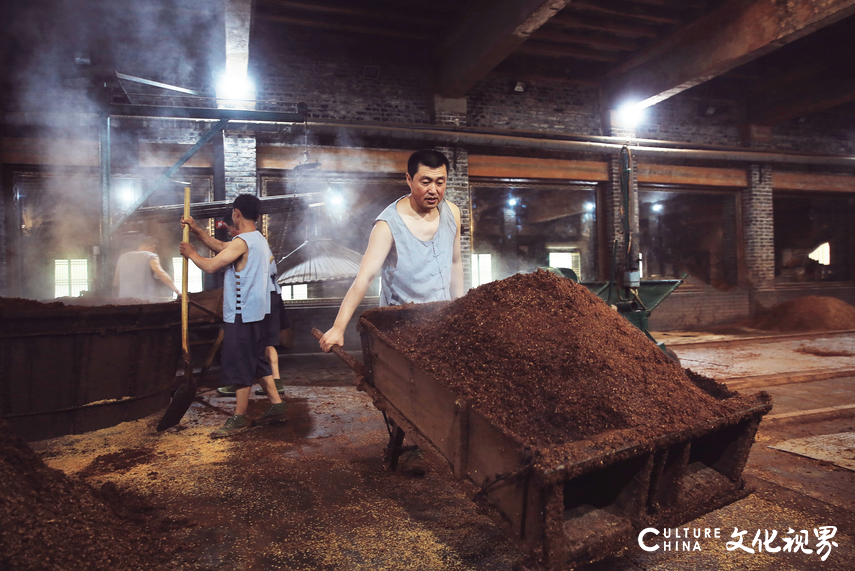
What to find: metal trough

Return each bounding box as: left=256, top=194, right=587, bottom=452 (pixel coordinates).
left=357, top=304, right=772, bottom=569
left=1, top=299, right=182, bottom=441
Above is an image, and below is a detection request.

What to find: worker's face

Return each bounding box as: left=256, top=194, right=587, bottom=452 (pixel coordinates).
left=406, top=164, right=447, bottom=212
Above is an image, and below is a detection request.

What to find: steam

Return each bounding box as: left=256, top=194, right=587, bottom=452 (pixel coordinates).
left=4, top=0, right=224, bottom=300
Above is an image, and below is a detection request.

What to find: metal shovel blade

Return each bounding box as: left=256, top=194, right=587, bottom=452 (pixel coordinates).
left=157, top=184, right=196, bottom=432
left=156, top=374, right=197, bottom=432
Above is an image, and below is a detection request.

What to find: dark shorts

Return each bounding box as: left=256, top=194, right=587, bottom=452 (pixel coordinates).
left=264, top=292, right=290, bottom=347
left=221, top=314, right=273, bottom=387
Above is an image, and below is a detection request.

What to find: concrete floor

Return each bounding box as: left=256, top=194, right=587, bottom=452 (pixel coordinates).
left=33, top=331, right=855, bottom=570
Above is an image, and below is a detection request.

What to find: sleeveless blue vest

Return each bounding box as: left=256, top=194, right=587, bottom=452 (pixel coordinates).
left=224, top=230, right=273, bottom=323
left=375, top=197, right=457, bottom=306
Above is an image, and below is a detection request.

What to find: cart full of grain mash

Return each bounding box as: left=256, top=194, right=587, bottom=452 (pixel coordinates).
left=351, top=270, right=772, bottom=569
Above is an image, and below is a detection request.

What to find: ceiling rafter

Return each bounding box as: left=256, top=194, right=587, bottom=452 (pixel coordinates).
left=567, top=0, right=682, bottom=26
left=530, top=28, right=638, bottom=51
left=519, top=41, right=623, bottom=62
left=549, top=13, right=658, bottom=38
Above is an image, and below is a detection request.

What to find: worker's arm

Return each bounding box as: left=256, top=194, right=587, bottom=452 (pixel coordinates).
left=448, top=201, right=464, bottom=299
left=181, top=215, right=227, bottom=253
left=319, top=221, right=393, bottom=352
left=180, top=236, right=247, bottom=274
left=149, top=257, right=181, bottom=296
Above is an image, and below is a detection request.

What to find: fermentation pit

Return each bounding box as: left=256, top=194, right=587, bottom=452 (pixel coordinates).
left=0, top=297, right=181, bottom=441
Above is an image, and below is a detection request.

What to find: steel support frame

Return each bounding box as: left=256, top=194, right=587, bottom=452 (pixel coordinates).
left=99, top=114, right=111, bottom=293
left=109, top=118, right=230, bottom=234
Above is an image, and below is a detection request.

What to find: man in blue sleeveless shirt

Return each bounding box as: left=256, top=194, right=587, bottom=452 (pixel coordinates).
left=319, top=149, right=463, bottom=352
left=180, top=194, right=287, bottom=437
left=320, top=150, right=463, bottom=475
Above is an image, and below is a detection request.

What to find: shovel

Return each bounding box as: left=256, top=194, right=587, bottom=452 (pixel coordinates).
left=157, top=185, right=196, bottom=431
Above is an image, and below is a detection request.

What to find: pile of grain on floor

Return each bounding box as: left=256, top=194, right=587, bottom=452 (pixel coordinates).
left=750, top=295, right=855, bottom=332
left=376, top=270, right=761, bottom=449
left=0, top=419, right=185, bottom=571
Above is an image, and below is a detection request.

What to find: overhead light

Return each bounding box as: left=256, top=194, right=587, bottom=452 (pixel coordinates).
left=615, top=101, right=645, bottom=127
left=216, top=74, right=256, bottom=107
left=508, top=198, right=518, bottom=207
left=116, top=180, right=136, bottom=209
left=652, top=203, right=663, bottom=212
left=584, top=202, right=595, bottom=211
left=327, top=189, right=344, bottom=207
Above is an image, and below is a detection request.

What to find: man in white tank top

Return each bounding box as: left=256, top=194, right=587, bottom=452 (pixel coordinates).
left=319, top=149, right=463, bottom=352
left=113, top=236, right=181, bottom=302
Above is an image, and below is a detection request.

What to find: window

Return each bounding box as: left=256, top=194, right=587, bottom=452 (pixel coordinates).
left=639, top=189, right=739, bottom=288
left=774, top=194, right=852, bottom=282
left=171, top=257, right=204, bottom=297
left=471, top=183, right=598, bottom=282
left=55, top=259, right=88, bottom=298
left=281, top=284, right=308, bottom=300
left=809, top=242, right=830, bottom=266
left=548, top=251, right=581, bottom=280
left=471, top=253, right=493, bottom=286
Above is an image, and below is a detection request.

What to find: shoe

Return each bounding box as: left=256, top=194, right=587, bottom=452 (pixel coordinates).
left=255, top=379, right=285, bottom=395
left=217, top=385, right=237, bottom=396
left=399, top=447, right=429, bottom=477
left=211, top=414, right=250, bottom=438
left=255, top=403, right=288, bottom=426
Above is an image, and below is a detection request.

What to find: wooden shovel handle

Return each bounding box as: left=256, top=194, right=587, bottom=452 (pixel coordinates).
left=311, top=327, right=363, bottom=375
left=181, top=187, right=191, bottom=371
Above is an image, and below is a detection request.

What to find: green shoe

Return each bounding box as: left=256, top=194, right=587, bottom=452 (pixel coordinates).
left=211, top=414, right=250, bottom=438
left=255, top=403, right=288, bottom=426
left=217, top=385, right=237, bottom=396
left=255, top=379, right=285, bottom=395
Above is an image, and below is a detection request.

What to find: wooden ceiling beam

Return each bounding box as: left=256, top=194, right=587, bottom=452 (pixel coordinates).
left=433, top=0, right=576, bottom=98
left=519, top=41, right=623, bottom=62
left=550, top=13, right=658, bottom=38
left=568, top=0, right=682, bottom=26
left=603, top=0, right=855, bottom=111
left=623, top=0, right=706, bottom=9
left=530, top=29, right=637, bottom=51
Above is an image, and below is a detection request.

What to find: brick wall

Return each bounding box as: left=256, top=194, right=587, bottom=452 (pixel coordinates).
left=648, top=286, right=751, bottom=331
left=743, top=165, right=776, bottom=293
left=437, top=146, right=472, bottom=290
left=466, top=76, right=603, bottom=135
left=256, top=56, right=431, bottom=124
left=224, top=132, right=257, bottom=199
left=636, top=95, right=742, bottom=146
